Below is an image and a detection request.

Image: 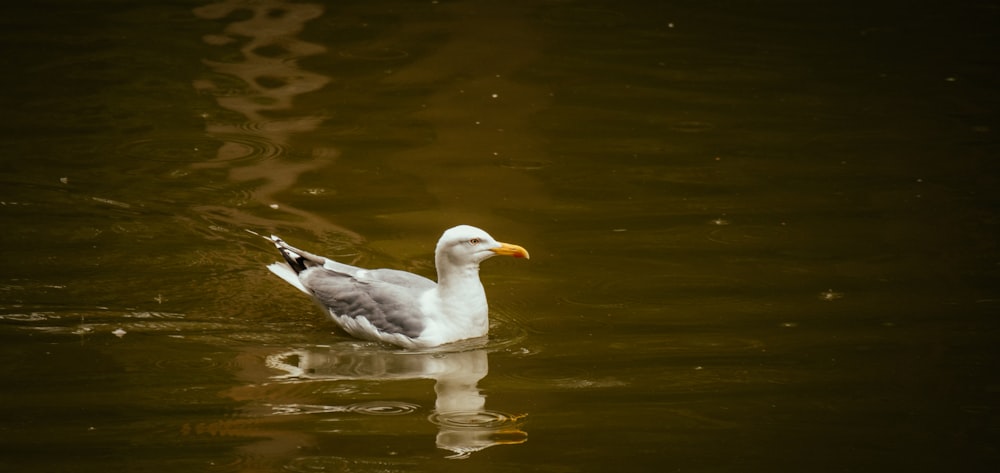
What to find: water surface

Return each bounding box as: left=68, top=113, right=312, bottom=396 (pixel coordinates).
left=2, top=0, right=998, bottom=471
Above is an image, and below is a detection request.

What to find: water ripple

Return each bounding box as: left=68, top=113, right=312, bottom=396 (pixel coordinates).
left=119, top=135, right=284, bottom=164
left=0, top=312, right=57, bottom=322
left=429, top=410, right=529, bottom=459
left=204, top=454, right=249, bottom=473
left=285, top=456, right=420, bottom=473
left=500, top=364, right=627, bottom=390
left=669, top=121, right=716, bottom=133
left=268, top=400, right=421, bottom=416
left=499, top=158, right=551, bottom=170
left=427, top=409, right=523, bottom=430
left=347, top=400, right=422, bottom=416
left=152, top=355, right=236, bottom=372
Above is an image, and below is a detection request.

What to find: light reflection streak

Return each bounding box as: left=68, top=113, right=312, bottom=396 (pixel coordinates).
left=192, top=0, right=359, bottom=241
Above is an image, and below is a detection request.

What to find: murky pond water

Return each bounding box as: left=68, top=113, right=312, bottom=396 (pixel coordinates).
left=2, top=0, right=999, bottom=471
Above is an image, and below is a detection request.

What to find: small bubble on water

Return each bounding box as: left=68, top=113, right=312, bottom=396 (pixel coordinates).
left=819, top=289, right=843, bottom=301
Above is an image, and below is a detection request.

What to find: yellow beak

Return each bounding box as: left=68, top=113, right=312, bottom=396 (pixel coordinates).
left=491, top=242, right=530, bottom=259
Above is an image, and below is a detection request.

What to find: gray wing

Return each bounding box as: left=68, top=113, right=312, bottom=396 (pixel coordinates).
left=299, top=267, right=434, bottom=338
left=320, top=260, right=437, bottom=289
left=364, top=268, right=436, bottom=289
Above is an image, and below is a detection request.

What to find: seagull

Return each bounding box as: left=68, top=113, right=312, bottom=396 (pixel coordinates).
left=264, top=225, right=529, bottom=348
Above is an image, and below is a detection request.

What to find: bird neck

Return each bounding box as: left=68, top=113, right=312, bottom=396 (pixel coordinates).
left=431, top=261, right=490, bottom=340
left=436, top=261, right=485, bottom=298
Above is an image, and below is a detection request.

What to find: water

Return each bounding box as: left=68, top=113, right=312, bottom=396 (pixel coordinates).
left=2, top=0, right=999, bottom=471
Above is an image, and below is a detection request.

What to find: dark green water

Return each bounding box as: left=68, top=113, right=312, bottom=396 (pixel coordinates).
left=2, top=0, right=999, bottom=471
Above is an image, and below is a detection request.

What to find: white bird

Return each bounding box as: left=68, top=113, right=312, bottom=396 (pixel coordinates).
left=265, top=225, right=529, bottom=348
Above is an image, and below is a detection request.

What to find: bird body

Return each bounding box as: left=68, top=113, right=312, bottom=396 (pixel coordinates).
left=265, top=225, right=528, bottom=348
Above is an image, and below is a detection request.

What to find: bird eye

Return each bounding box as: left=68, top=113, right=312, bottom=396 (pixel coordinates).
left=469, top=238, right=481, bottom=245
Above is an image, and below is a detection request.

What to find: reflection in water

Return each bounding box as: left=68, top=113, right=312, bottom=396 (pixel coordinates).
left=216, top=345, right=526, bottom=466
left=193, top=0, right=328, bottom=147
left=192, top=0, right=358, bottom=240
left=264, top=346, right=527, bottom=459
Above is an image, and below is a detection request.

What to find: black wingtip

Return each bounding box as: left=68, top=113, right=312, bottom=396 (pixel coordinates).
left=270, top=235, right=322, bottom=274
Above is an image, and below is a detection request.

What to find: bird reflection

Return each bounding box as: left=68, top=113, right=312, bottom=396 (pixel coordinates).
left=264, top=345, right=527, bottom=459
left=221, top=343, right=526, bottom=464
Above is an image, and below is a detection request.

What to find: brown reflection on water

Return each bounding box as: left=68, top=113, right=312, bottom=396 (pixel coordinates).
left=192, top=0, right=358, bottom=241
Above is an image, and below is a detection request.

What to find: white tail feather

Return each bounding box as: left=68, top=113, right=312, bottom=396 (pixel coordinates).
left=267, top=262, right=310, bottom=294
